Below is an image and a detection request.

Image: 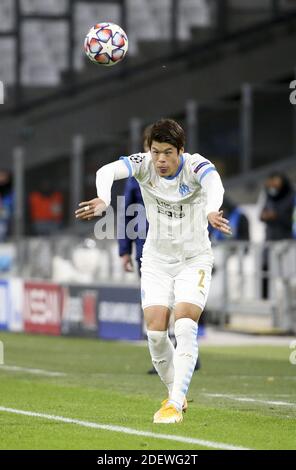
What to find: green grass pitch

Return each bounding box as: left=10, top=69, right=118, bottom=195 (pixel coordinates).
left=0, top=332, right=295, bottom=450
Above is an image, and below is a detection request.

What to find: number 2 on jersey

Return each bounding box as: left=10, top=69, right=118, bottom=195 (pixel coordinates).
left=198, top=269, right=205, bottom=288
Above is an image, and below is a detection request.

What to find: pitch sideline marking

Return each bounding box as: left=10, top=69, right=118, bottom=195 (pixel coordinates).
left=205, top=394, right=296, bottom=407
left=0, top=365, right=66, bottom=377
left=0, top=406, right=251, bottom=450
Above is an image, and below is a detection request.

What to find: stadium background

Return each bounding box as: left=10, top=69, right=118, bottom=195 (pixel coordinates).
left=0, top=0, right=296, bottom=451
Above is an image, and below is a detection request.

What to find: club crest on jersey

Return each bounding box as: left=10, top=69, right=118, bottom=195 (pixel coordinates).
left=179, top=183, right=190, bottom=196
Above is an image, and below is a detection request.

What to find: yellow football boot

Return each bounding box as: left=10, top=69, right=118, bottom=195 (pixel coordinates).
left=153, top=402, right=183, bottom=424
left=161, top=397, right=188, bottom=412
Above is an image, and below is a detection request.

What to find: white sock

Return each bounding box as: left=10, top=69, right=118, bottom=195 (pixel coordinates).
left=147, top=330, right=175, bottom=395
left=169, top=318, right=198, bottom=411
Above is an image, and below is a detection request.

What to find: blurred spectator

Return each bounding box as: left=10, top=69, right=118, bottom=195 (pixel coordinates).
left=118, top=176, right=148, bottom=275
left=260, top=172, right=295, bottom=298
left=29, top=180, right=64, bottom=235
left=0, top=170, right=13, bottom=241
left=209, top=196, right=249, bottom=242
left=293, top=197, right=296, bottom=239
left=118, top=126, right=152, bottom=373
left=118, top=125, right=151, bottom=275
left=260, top=172, right=294, bottom=240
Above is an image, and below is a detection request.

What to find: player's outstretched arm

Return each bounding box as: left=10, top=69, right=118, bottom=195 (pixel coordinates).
left=74, top=160, right=131, bottom=221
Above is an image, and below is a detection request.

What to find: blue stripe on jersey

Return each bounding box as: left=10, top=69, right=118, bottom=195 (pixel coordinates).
left=194, top=161, right=210, bottom=174
left=119, top=156, right=132, bottom=177
left=199, top=166, right=216, bottom=183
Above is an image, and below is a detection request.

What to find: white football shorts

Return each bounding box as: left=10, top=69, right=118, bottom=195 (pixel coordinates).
left=140, top=251, right=214, bottom=311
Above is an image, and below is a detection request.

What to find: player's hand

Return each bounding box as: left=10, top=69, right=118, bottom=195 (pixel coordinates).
left=208, top=210, right=232, bottom=236
left=121, top=254, right=134, bottom=272
left=75, top=198, right=107, bottom=221
left=260, top=209, right=277, bottom=221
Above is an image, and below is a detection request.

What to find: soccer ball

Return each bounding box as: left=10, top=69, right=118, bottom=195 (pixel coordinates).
left=84, top=22, right=128, bottom=66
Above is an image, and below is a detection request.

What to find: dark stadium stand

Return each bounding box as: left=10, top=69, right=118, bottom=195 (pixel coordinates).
left=1, top=10, right=296, bottom=170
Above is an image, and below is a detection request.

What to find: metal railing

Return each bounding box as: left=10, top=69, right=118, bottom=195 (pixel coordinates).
left=208, top=240, right=296, bottom=332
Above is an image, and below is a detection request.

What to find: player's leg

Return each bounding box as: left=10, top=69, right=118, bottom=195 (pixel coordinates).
left=169, top=255, right=213, bottom=413
left=141, top=258, right=175, bottom=397
left=153, top=255, right=213, bottom=423
left=169, top=303, right=202, bottom=411
left=144, top=305, right=175, bottom=394
left=153, top=303, right=201, bottom=424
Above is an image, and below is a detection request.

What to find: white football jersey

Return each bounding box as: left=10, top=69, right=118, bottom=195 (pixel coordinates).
left=120, top=152, right=219, bottom=262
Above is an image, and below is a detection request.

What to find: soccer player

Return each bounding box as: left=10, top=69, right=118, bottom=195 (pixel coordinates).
left=118, top=125, right=201, bottom=375
left=75, top=119, right=231, bottom=424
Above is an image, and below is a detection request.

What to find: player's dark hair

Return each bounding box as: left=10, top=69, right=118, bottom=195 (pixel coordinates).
left=148, top=119, right=185, bottom=152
